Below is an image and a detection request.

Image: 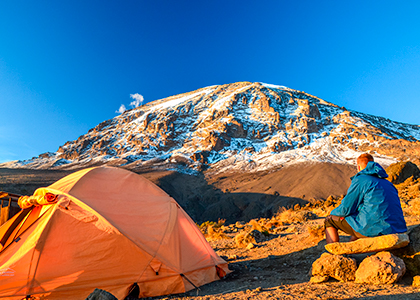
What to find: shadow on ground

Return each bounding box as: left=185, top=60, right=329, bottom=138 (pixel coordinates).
left=143, top=170, right=309, bottom=224
left=1, top=162, right=356, bottom=224
left=0, top=168, right=309, bottom=224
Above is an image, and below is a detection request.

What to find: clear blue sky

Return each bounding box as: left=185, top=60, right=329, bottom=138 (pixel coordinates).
left=1, top=1, right=420, bottom=163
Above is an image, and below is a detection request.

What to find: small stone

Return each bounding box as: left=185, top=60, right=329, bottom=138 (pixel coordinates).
left=355, top=251, right=406, bottom=284
left=311, top=252, right=357, bottom=282
left=325, top=233, right=409, bottom=255
left=412, top=275, right=420, bottom=287
left=235, top=231, right=256, bottom=248
left=249, top=229, right=266, bottom=243
left=310, top=275, right=329, bottom=283
left=246, top=242, right=255, bottom=249
left=228, top=254, right=238, bottom=260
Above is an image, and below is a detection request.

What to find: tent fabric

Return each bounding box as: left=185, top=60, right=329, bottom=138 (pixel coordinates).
left=0, top=166, right=229, bottom=299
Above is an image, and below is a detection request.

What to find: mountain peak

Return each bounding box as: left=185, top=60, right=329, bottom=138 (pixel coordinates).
left=3, top=82, right=420, bottom=172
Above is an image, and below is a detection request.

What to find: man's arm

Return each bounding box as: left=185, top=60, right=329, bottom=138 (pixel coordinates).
left=331, top=178, right=364, bottom=217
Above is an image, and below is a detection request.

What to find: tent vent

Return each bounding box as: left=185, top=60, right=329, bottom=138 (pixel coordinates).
left=149, top=258, right=162, bottom=275
left=216, top=265, right=227, bottom=278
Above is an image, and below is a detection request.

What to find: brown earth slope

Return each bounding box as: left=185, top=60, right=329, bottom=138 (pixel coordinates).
left=207, top=162, right=355, bottom=200
left=140, top=162, right=356, bottom=223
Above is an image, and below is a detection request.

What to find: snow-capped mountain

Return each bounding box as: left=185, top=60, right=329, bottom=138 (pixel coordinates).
left=4, top=82, right=420, bottom=172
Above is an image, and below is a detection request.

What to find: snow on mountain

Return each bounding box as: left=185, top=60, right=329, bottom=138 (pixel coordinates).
left=3, top=82, right=420, bottom=173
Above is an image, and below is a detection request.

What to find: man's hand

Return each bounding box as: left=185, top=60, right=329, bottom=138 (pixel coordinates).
left=325, top=215, right=344, bottom=222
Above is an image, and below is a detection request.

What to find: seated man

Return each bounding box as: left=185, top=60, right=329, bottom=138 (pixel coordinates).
left=325, top=153, right=407, bottom=244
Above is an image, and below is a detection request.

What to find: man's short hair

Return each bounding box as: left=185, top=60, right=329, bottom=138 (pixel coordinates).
left=357, top=153, right=374, bottom=169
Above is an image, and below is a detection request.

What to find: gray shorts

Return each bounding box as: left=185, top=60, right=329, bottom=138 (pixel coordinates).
left=324, top=215, right=367, bottom=239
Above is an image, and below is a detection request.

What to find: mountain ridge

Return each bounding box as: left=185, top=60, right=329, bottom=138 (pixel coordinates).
left=3, top=82, right=420, bottom=171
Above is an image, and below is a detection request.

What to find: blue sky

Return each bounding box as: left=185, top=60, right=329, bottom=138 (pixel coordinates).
left=1, top=1, right=420, bottom=163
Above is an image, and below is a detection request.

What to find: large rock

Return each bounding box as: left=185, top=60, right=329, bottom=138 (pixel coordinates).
left=392, top=225, right=420, bottom=275
left=310, top=253, right=357, bottom=283
left=355, top=251, right=406, bottom=284
left=325, top=233, right=409, bottom=255
left=386, top=161, right=420, bottom=184
left=413, top=275, right=420, bottom=287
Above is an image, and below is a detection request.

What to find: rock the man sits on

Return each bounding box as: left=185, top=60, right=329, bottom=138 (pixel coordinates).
left=325, top=153, right=407, bottom=244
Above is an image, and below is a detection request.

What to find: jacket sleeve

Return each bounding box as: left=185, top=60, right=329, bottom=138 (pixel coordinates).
left=331, top=177, right=364, bottom=217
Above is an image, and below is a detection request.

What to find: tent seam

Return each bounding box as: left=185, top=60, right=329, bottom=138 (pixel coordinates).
left=134, top=199, right=178, bottom=283
left=24, top=206, right=58, bottom=296
left=180, top=208, right=220, bottom=268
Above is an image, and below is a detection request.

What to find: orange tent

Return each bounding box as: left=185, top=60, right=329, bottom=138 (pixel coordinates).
left=0, top=167, right=229, bottom=299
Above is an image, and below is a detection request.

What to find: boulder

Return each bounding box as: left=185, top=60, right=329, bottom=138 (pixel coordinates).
left=86, top=288, right=118, bottom=300
left=386, top=161, right=420, bottom=184
left=392, top=225, right=420, bottom=275
left=355, top=251, right=406, bottom=284
left=325, top=233, right=409, bottom=255
left=310, top=253, right=357, bottom=283
left=412, top=275, right=420, bottom=287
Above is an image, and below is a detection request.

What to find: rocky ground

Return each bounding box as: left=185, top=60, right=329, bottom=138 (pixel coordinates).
left=161, top=206, right=420, bottom=300
left=1, top=161, right=420, bottom=299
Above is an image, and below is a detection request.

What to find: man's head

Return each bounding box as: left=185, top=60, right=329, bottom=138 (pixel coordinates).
left=357, top=153, right=374, bottom=172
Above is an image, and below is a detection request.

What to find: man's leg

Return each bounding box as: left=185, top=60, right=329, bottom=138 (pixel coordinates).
left=325, top=226, right=339, bottom=244
left=349, top=235, right=359, bottom=242
left=325, top=215, right=366, bottom=244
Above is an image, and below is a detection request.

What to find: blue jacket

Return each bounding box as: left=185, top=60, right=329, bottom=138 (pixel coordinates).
left=331, top=161, right=407, bottom=237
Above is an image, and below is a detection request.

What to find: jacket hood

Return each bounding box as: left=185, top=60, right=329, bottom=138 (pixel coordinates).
left=353, top=161, right=389, bottom=179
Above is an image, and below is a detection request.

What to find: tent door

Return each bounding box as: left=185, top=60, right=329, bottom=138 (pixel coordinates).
left=0, top=208, right=32, bottom=248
